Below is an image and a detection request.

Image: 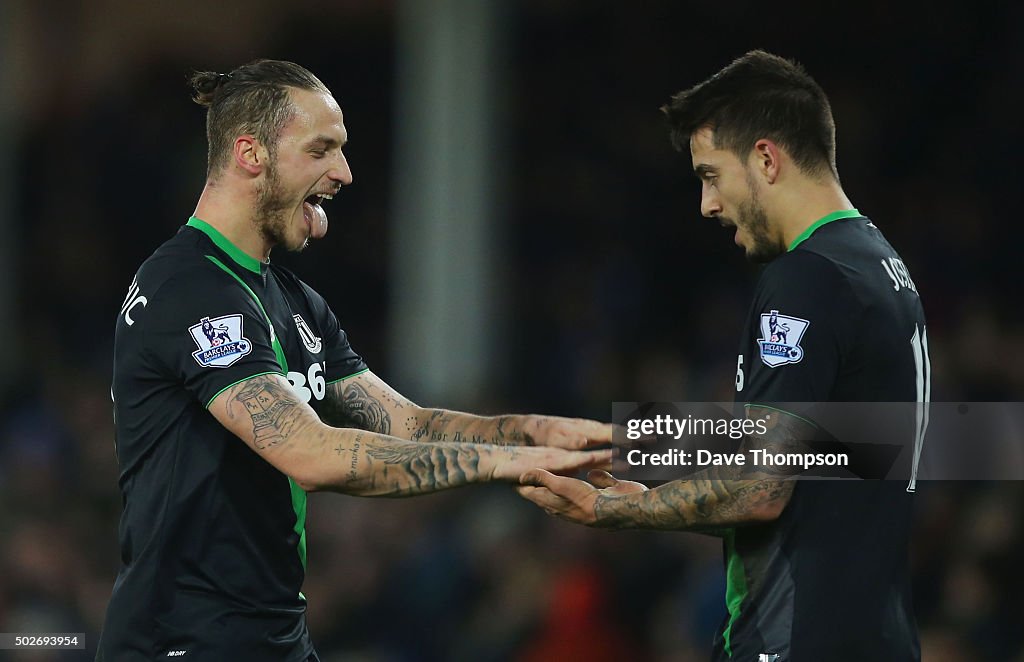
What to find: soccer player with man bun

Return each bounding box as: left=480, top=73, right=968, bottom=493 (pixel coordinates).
left=519, top=51, right=928, bottom=661
left=97, top=60, right=611, bottom=661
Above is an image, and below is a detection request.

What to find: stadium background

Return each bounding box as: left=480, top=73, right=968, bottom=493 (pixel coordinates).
left=1, top=1, right=1022, bottom=660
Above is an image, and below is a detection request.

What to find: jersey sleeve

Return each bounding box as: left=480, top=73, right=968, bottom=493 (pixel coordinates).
left=322, top=308, right=368, bottom=383
left=144, top=269, right=284, bottom=408
left=742, top=250, right=856, bottom=403
left=298, top=282, right=367, bottom=383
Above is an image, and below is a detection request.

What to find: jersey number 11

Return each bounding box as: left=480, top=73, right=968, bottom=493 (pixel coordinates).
left=907, top=324, right=931, bottom=493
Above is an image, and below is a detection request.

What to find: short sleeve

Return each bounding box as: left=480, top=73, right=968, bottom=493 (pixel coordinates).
left=297, top=282, right=367, bottom=383
left=742, top=250, right=855, bottom=403
left=144, top=270, right=283, bottom=408
left=321, top=307, right=368, bottom=383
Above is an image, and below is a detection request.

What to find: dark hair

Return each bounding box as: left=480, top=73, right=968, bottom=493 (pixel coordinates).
left=190, top=59, right=330, bottom=176
left=662, top=50, right=837, bottom=179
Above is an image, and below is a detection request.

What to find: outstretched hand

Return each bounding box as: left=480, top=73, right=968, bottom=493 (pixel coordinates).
left=516, top=469, right=647, bottom=527
left=524, top=416, right=615, bottom=450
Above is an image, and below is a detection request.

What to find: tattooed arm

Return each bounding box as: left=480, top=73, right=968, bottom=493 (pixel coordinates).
left=319, top=370, right=612, bottom=449
left=590, top=463, right=795, bottom=530
left=517, top=407, right=809, bottom=530
left=208, top=373, right=610, bottom=496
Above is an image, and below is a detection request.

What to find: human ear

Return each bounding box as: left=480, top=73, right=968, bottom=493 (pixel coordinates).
left=752, top=139, right=781, bottom=184
left=233, top=135, right=264, bottom=175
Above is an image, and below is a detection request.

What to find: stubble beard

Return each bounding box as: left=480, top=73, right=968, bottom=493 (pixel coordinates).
left=255, top=164, right=308, bottom=253
left=738, top=170, right=779, bottom=263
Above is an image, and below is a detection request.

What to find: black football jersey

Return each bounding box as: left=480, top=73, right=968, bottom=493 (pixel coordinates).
left=98, top=217, right=366, bottom=661
left=715, top=210, right=928, bottom=661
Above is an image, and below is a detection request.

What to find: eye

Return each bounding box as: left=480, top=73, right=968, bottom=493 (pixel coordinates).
left=310, top=150, right=326, bottom=159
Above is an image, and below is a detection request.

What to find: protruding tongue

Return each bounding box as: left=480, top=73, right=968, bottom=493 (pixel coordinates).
left=302, top=200, right=329, bottom=240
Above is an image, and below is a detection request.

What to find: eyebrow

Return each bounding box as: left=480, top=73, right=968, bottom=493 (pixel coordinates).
left=306, top=135, right=347, bottom=149
left=694, top=164, right=716, bottom=179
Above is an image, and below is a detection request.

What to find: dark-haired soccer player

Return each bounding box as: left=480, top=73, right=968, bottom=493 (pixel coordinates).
left=518, top=50, right=928, bottom=661
left=98, top=60, right=611, bottom=662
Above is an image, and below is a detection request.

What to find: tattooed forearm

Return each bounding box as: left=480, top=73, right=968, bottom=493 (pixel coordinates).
left=321, top=373, right=532, bottom=446
left=340, top=382, right=392, bottom=433
left=593, top=411, right=814, bottom=530
left=595, top=467, right=794, bottom=530
left=366, top=441, right=479, bottom=490
left=322, top=376, right=409, bottom=432
left=339, top=432, right=365, bottom=483
left=218, top=372, right=587, bottom=497
left=408, top=410, right=455, bottom=442
left=227, top=375, right=310, bottom=450
left=409, top=410, right=532, bottom=446
left=331, top=436, right=497, bottom=497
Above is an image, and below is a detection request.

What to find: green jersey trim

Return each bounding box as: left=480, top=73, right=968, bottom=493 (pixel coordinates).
left=787, top=209, right=862, bottom=252
left=204, top=371, right=284, bottom=410
left=187, top=216, right=264, bottom=274
left=723, top=529, right=749, bottom=657
left=288, top=477, right=308, bottom=570
left=203, top=254, right=308, bottom=570
left=203, top=255, right=287, bottom=371
left=326, top=367, right=370, bottom=385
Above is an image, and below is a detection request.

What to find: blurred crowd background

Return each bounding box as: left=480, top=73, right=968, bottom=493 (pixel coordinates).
left=2, top=1, right=1023, bottom=660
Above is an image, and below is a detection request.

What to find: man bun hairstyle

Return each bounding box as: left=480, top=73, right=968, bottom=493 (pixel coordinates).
left=189, top=59, right=330, bottom=177
left=662, top=50, right=838, bottom=180
left=190, top=72, right=233, bottom=105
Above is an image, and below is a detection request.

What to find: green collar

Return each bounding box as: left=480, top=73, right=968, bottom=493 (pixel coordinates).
left=186, top=216, right=264, bottom=274
left=787, top=208, right=862, bottom=252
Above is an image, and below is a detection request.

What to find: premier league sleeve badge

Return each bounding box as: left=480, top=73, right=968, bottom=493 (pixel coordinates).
left=757, top=309, right=810, bottom=367
left=188, top=314, right=253, bottom=368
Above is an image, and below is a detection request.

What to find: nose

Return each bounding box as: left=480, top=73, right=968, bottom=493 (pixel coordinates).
left=329, top=151, right=353, bottom=187
left=700, top=183, right=721, bottom=219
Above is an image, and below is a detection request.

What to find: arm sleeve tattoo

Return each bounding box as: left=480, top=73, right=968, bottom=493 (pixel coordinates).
left=334, top=434, right=526, bottom=496
left=340, top=381, right=392, bottom=433
left=594, top=410, right=812, bottom=530
left=227, top=375, right=309, bottom=450
left=322, top=375, right=531, bottom=446
left=222, top=374, right=513, bottom=496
